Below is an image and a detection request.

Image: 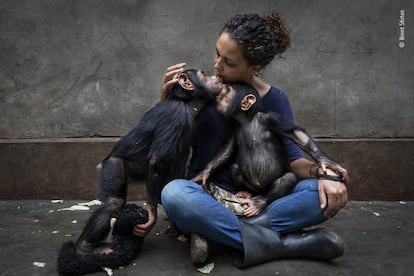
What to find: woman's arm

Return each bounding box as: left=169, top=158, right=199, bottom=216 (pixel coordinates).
left=290, top=158, right=348, bottom=218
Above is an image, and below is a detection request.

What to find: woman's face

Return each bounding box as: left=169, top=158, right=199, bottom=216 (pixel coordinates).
left=214, top=32, right=257, bottom=84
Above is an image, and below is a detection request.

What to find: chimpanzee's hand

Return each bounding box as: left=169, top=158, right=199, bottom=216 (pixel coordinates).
left=318, top=168, right=348, bottom=218
left=159, top=63, right=186, bottom=102
left=319, top=156, right=349, bottom=185
left=235, top=191, right=253, bottom=199
left=133, top=204, right=156, bottom=238
left=191, top=171, right=210, bottom=187
left=240, top=197, right=266, bottom=217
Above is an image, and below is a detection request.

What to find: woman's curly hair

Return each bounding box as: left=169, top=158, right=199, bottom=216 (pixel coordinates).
left=220, top=9, right=290, bottom=67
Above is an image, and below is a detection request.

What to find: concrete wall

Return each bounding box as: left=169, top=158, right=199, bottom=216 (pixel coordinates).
left=0, top=0, right=413, bottom=200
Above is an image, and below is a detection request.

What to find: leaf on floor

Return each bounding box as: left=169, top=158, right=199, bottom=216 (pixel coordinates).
left=51, top=199, right=64, bottom=203
left=57, top=205, right=90, bottom=211
left=102, top=267, right=114, bottom=276
left=78, top=199, right=102, bottom=206
left=177, top=234, right=188, bottom=242
left=33, top=261, right=47, bottom=268
left=197, top=262, right=214, bottom=274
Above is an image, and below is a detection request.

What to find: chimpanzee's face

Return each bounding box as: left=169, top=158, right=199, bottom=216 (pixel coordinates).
left=196, top=70, right=223, bottom=95
left=216, top=84, right=235, bottom=114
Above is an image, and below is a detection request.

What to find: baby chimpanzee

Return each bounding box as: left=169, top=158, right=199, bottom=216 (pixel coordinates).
left=57, top=204, right=148, bottom=274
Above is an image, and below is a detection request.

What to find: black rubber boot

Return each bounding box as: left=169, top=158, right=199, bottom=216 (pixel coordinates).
left=234, top=220, right=344, bottom=268
left=241, top=211, right=269, bottom=228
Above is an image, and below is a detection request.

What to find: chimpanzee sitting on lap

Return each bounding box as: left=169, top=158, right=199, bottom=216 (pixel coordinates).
left=57, top=69, right=223, bottom=274
left=194, top=83, right=345, bottom=216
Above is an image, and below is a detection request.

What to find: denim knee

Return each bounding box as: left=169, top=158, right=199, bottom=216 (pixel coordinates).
left=161, top=179, right=186, bottom=205
left=267, top=178, right=326, bottom=233
left=293, top=178, right=318, bottom=193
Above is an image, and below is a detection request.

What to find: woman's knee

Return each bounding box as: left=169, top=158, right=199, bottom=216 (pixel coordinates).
left=293, top=178, right=318, bottom=193
left=161, top=179, right=199, bottom=205
left=162, top=179, right=183, bottom=203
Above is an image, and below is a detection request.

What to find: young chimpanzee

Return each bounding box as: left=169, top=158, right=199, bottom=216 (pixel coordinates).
left=58, top=69, right=223, bottom=273
left=57, top=204, right=148, bottom=274
left=193, top=83, right=345, bottom=217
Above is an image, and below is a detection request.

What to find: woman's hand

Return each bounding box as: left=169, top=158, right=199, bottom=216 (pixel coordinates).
left=318, top=168, right=348, bottom=218
left=159, top=63, right=186, bottom=102
left=290, top=158, right=348, bottom=218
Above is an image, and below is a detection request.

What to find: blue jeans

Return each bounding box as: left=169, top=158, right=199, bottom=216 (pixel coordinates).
left=161, top=178, right=327, bottom=251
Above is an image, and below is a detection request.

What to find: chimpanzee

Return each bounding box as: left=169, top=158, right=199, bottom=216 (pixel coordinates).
left=57, top=204, right=148, bottom=274
left=60, top=69, right=223, bottom=269
left=193, top=83, right=345, bottom=216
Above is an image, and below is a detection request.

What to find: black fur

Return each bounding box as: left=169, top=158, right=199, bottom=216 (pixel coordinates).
left=57, top=69, right=220, bottom=274
left=101, top=69, right=219, bottom=206
left=198, top=83, right=342, bottom=214
left=57, top=204, right=148, bottom=275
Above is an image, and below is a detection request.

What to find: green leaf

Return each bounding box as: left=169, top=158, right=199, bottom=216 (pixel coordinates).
left=197, top=262, right=214, bottom=274
left=177, top=234, right=188, bottom=242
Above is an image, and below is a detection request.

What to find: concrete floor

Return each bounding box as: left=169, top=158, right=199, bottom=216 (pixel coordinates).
left=0, top=200, right=412, bottom=276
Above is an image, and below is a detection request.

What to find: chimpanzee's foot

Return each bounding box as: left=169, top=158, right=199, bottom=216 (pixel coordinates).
left=93, top=246, right=114, bottom=255
left=75, top=241, right=93, bottom=256
left=164, top=219, right=182, bottom=237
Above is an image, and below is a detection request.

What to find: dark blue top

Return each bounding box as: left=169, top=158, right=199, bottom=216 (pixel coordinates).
left=186, top=86, right=304, bottom=193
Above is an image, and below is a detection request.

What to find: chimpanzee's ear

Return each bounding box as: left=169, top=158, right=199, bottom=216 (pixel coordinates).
left=241, top=94, right=257, bottom=111
left=178, top=73, right=195, bottom=91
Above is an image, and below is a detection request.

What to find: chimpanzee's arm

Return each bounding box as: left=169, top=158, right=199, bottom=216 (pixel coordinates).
left=262, top=112, right=344, bottom=178
left=241, top=172, right=298, bottom=217
left=192, top=138, right=235, bottom=186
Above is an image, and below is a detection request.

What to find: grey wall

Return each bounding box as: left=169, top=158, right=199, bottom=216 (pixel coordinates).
left=0, top=0, right=413, bottom=200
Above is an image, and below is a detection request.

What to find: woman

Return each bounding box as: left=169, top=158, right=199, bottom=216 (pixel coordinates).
left=138, top=10, right=348, bottom=267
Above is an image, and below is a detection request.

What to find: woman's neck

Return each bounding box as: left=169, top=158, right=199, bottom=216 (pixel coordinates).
left=249, top=75, right=271, bottom=98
